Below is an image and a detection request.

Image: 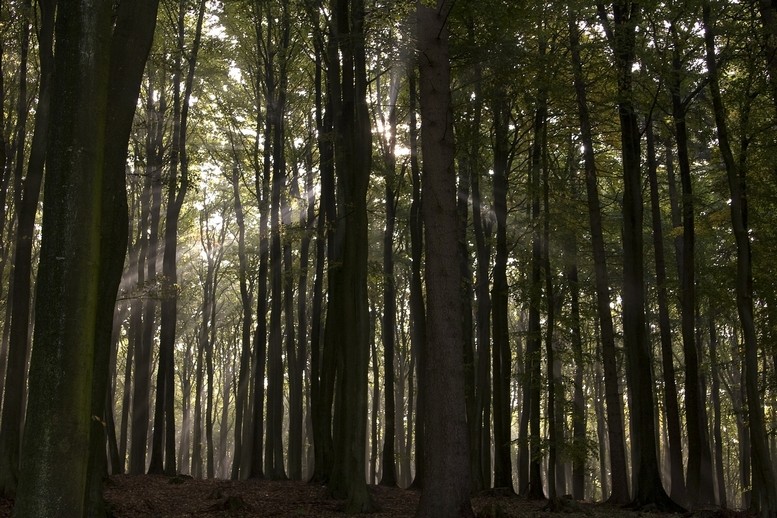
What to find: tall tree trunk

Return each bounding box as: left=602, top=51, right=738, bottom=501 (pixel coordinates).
left=85, top=1, right=161, bottom=511
left=309, top=7, right=335, bottom=480
left=149, top=0, right=206, bottom=476
left=192, top=336, right=205, bottom=478
left=669, top=25, right=714, bottom=505
left=708, top=312, right=727, bottom=507
left=0, top=2, right=50, bottom=497
left=600, top=2, right=677, bottom=508
left=491, top=94, right=512, bottom=491
left=231, top=163, right=253, bottom=480
left=568, top=8, right=629, bottom=502
left=326, top=0, right=373, bottom=510
left=458, top=36, right=480, bottom=492
left=13, top=1, right=112, bottom=513
left=646, top=119, right=686, bottom=503
left=703, top=6, right=777, bottom=513
left=564, top=189, right=586, bottom=500
left=415, top=2, right=474, bottom=516
left=407, top=63, right=426, bottom=490
left=524, top=47, right=546, bottom=500
left=379, top=91, right=399, bottom=488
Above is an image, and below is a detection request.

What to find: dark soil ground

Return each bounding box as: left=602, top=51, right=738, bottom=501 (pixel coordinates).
left=0, top=475, right=751, bottom=517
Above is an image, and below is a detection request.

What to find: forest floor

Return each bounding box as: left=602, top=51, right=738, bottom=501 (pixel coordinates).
left=0, top=474, right=750, bottom=517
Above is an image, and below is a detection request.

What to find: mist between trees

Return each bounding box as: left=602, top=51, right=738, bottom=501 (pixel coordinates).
left=0, top=0, right=776, bottom=516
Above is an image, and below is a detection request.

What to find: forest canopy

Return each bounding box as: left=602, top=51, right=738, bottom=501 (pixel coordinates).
left=0, top=0, right=777, bottom=516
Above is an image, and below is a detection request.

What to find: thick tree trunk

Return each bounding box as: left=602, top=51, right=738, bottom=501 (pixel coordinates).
left=86, top=0, right=160, bottom=510
left=326, top=0, right=373, bottom=511
left=415, top=2, right=474, bottom=516
left=13, top=2, right=112, bottom=514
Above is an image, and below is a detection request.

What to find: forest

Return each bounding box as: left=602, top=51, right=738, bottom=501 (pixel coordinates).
left=0, top=0, right=776, bottom=516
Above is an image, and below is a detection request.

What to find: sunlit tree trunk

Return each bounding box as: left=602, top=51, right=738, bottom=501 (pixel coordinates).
left=379, top=74, right=399, bottom=487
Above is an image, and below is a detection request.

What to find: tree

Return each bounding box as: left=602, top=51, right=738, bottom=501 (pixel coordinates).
left=415, top=1, right=474, bottom=516
left=598, top=2, right=680, bottom=509
left=148, top=0, right=206, bottom=476
left=0, top=0, right=52, bottom=497
left=703, top=4, right=777, bottom=514
left=325, top=0, right=374, bottom=511
left=568, top=6, right=630, bottom=502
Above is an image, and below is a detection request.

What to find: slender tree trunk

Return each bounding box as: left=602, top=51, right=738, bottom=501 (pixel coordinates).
left=309, top=13, right=335, bottom=481
left=192, top=338, right=205, bottom=478
left=380, top=96, right=399, bottom=487
left=149, top=0, right=205, bottom=476
left=524, top=49, right=547, bottom=501
left=601, top=2, right=677, bottom=508
left=564, top=200, right=586, bottom=500
left=491, top=94, right=512, bottom=492
left=669, top=26, right=714, bottom=505
left=646, top=119, right=686, bottom=503
left=231, top=163, right=253, bottom=480
left=569, top=8, right=629, bottom=502
left=407, top=63, right=426, bottom=490
left=458, top=39, right=480, bottom=492
left=0, top=3, right=50, bottom=497
left=703, top=6, right=777, bottom=513
left=708, top=312, right=727, bottom=508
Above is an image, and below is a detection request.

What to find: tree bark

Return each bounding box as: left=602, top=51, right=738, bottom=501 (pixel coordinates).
left=415, top=2, right=474, bottom=516
left=14, top=1, right=112, bottom=514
